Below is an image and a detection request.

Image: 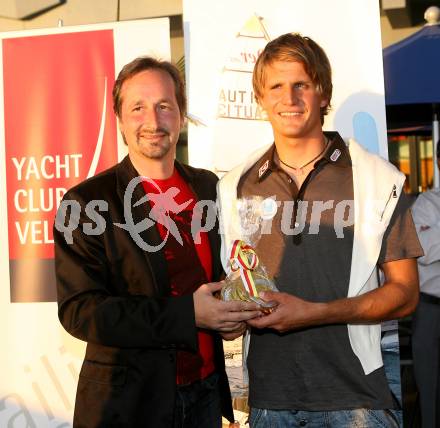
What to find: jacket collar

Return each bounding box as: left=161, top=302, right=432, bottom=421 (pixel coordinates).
left=175, top=161, right=223, bottom=281
left=115, top=156, right=169, bottom=295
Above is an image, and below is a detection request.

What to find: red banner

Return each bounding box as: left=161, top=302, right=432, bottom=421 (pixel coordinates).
left=3, top=30, right=118, bottom=301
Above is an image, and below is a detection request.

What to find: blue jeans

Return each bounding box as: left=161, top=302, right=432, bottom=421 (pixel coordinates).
left=382, top=345, right=403, bottom=427
left=249, top=408, right=400, bottom=427
left=173, top=372, right=222, bottom=428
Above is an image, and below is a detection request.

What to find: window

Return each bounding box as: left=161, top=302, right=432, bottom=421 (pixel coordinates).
left=388, top=133, right=434, bottom=194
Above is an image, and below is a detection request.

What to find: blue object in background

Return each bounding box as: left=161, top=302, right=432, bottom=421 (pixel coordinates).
left=353, top=111, right=380, bottom=154
left=383, top=23, right=440, bottom=106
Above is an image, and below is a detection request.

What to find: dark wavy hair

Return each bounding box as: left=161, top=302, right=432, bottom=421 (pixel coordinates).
left=112, top=56, right=186, bottom=119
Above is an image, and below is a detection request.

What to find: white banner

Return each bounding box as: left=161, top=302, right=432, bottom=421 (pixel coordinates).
left=183, top=0, right=388, bottom=172
left=0, top=18, right=170, bottom=426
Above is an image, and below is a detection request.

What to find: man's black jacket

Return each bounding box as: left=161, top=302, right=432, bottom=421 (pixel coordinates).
left=54, top=156, right=233, bottom=427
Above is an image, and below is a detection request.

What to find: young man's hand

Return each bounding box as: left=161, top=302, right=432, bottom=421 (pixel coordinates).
left=194, top=282, right=261, bottom=331
left=247, top=291, right=318, bottom=333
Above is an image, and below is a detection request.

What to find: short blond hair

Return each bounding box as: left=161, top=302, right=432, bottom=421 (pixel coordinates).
left=253, top=33, right=332, bottom=122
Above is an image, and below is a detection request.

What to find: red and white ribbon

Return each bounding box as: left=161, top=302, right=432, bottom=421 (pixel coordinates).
left=229, top=239, right=259, bottom=297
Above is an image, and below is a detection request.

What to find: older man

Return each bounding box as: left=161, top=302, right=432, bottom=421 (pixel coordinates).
left=54, top=56, right=259, bottom=428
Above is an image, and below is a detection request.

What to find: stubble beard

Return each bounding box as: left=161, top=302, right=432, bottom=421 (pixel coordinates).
left=122, top=126, right=174, bottom=160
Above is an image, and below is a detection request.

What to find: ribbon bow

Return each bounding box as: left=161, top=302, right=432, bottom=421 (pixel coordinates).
left=229, top=239, right=259, bottom=297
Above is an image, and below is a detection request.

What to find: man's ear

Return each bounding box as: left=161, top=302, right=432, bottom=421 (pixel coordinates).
left=118, top=117, right=125, bottom=133
left=255, top=96, right=266, bottom=113
left=320, top=98, right=328, bottom=108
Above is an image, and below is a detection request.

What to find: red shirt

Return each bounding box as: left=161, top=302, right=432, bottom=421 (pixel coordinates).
left=141, top=169, right=215, bottom=384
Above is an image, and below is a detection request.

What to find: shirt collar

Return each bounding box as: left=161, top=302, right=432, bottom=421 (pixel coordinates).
left=320, top=131, right=351, bottom=168
left=256, top=145, right=277, bottom=182
left=256, top=132, right=351, bottom=183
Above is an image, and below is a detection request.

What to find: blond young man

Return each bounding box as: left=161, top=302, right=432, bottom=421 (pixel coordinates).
left=218, top=33, right=422, bottom=427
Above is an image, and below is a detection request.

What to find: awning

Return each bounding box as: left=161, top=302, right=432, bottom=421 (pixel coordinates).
left=383, top=23, right=440, bottom=106
left=383, top=14, right=440, bottom=187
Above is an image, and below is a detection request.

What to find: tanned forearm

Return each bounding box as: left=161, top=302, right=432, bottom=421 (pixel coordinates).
left=318, top=276, right=418, bottom=325
left=247, top=258, right=419, bottom=333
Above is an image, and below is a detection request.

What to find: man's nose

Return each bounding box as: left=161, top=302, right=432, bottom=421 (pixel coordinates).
left=282, top=87, right=299, bottom=105
left=144, top=108, right=159, bottom=128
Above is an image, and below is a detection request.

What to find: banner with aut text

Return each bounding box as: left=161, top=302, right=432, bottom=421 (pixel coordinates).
left=0, top=18, right=170, bottom=426
left=183, top=0, right=389, bottom=172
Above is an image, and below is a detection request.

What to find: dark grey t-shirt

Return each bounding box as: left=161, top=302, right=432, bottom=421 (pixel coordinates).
left=238, top=132, right=423, bottom=411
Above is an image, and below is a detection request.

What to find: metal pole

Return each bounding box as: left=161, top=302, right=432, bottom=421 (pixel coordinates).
left=433, top=104, right=439, bottom=188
